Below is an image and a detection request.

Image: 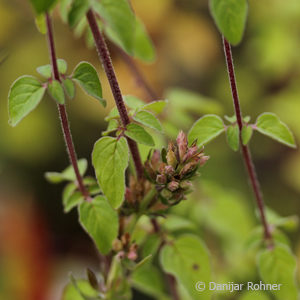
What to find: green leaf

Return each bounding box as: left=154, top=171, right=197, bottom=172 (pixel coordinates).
left=57, top=58, right=67, bottom=74
left=35, top=14, right=47, bottom=34
left=226, top=124, right=239, bottom=151
left=62, top=279, right=99, bottom=300
left=210, top=0, right=248, bottom=45
left=188, top=114, right=225, bottom=147
left=36, top=64, right=52, bottom=78
left=8, top=76, right=46, bottom=126
left=79, top=195, right=118, bottom=254
left=133, top=18, right=156, bottom=62
left=242, top=125, right=253, bottom=145
left=142, top=100, right=167, bottom=114
left=258, top=244, right=298, bottom=300
left=92, top=137, right=129, bottom=208
left=134, top=110, right=162, bottom=132
left=255, top=113, right=296, bottom=148
left=45, top=158, right=88, bottom=183
left=59, top=0, right=73, bottom=23
left=126, top=123, right=155, bottom=146
left=63, top=183, right=84, bottom=213
left=160, top=235, right=212, bottom=300
left=29, top=0, right=57, bottom=14
left=72, top=62, right=105, bottom=106
left=63, top=78, right=76, bottom=99
left=94, top=0, right=136, bottom=54
left=124, top=95, right=145, bottom=111
left=48, top=80, right=65, bottom=104
left=102, top=119, right=119, bottom=136
left=68, top=0, right=90, bottom=28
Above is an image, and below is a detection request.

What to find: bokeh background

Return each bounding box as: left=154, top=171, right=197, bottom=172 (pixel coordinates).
left=0, top=0, right=300, bottom=299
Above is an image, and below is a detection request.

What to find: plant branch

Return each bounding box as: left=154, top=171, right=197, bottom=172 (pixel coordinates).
left=86, top=9, right=144, bottom=179
left=45, top=12, right=91, bottom=202
left=222, top=37, right=272, bottom=243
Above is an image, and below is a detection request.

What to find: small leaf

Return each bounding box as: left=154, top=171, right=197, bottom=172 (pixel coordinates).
left=59, top=0, right=73, bottom=23
left=29, top=0, right=57, bottom=14
left=35, top=14, right=47, bottom=34
left=68, top=0, right=90, bottom=28
left=92, top=137, right=129, bottom=208
left=79, top=195, right=119, bottom=254
left=62, top=279, right=99, bottom=300
left=63, top=78, right=76, bottom=99
left=258, top=244, right=298, bottom=300
left=105, top=107, right=119, bottom=121
left=93, top=0, right=136, bottom=54
left=72, top=62, right=105, bottom=106
left=242, top=125, right=253, bottom=145
left=123, top=95, right=145, bottom=111
left=86, top=268, right=99, bottom=291
left=45, top=158, right=88, bottom=183
left=8, top=76, right=46, bottom=126
left=36, top=64, right=52, bottom=78
left=48, top=80, right=65, bottom=104
left=188, top=114, right=225, bottom=147
left=210, top=0, right=248, bottom=45
left=57, top=58, right=67, bottom=74
left=134, top=110, right=162, bottom=132
left=256, top=113, right=296, bottom=148
left=142, top=100, right=167, bottom=114
left=160, top=235, right=212, bottom=300
left=226, top=124, right=239, bottom=151
left=64, top=190, right=84, bottom=213
left=102, top=119, right=119, bottom=136
left=126, top=123, right=155, bottom=146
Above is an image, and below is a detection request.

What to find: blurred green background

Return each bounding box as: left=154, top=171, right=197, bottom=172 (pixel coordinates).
left=0, top=0, right=300, bottom=299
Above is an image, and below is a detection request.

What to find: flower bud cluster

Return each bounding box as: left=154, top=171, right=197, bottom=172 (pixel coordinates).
left=145, top=131, right=209, bottom=205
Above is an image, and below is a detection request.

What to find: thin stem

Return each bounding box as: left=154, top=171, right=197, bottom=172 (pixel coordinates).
left=116, top=46, right=158, bottom=100
left=222, top=37, right=272, bottom=243
left=86, top=9, right=144, bottom=179
left=46, top=12, right=91, bottom=202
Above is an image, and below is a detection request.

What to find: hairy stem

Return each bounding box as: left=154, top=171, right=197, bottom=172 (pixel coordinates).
left=86, top=9, right=144, bottom=179
left=222, top=37, right=272, bottom=242
left=46, top=12, right=91, bottom=202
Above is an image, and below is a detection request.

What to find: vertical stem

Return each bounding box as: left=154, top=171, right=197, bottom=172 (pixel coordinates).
left=46, top=12, right=91, bottom=202
left=86, top=9, right=144, bottom=179
left=222, top=37, right=272, bottom=242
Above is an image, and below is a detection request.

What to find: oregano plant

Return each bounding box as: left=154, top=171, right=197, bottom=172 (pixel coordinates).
left=5, top=1, right=300, bottom=300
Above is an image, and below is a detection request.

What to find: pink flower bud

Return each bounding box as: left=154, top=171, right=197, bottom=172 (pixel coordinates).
left=164, top=165, right=175, bottom=176
left=183, top=145, right=198, bottom=162
left=156, top=174, right=167, bottom=184
left=176, top=131, right=188, bottom=162
left=168, top=181, right=179, bottom=191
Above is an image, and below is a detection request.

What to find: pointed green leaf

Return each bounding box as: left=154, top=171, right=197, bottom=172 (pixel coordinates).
left=8, top=76, right=46, bottom=126
left=59, top=0, right=73, bottom=23
left=92, top=137, right=129, bottom=208
left=29, top=0, right=57, bottom=14
left=102, top=119, right=119, bottom=136
left=72, top=62, right=105, bottom=106
left=142, top=100, right=167, bottom=114
left=63, top=78, right=76, bottom=99
left=134, top=110, right=162, bottom=132
left=210, top=0, right=248, bottom=45
left=68, top=0, right=90, bottom=28
left=35, top=14, right=47, bottom=34
left=57, top=58, right=67, bottom=74
left=36, top=64, right=52, bottom=78
left=256, top=113, right=296, bottom=148
left=79, top=195, right=118, bottom=254
left=126, top=123, right=155, bottom=146
left=124, top=95, right=145, bottom=111
left=45, top=158, right=88, bottom=183
left=93, top=0, right=136, bottom=54
left=188, top=114, right=225, bottom=147
left=226, top=124, right=239, bottom=151
left=258, top=244, right=298, bottom=300
left=63, top=181, right=84, bottom=213
left=62, top=279, right=99, bottom=300
left=242, top=125, right=253, bottom=145
left=160, top=235, right=212, bottom=300
left=48, top=80, right=65, bottom=104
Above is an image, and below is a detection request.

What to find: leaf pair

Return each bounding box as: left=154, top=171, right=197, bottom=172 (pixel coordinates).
left=8, top=61, right=104, bottom=126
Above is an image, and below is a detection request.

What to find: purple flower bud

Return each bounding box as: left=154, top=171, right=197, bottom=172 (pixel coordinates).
left=180, top=161, right=197, bottom=176
left=176, top=131, right=188, bottom=162
left=168, top=181, right=179, bottom=191
left=183, top=145, right=198, bottom=162
left=164, top=165, right=175, bottom=176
